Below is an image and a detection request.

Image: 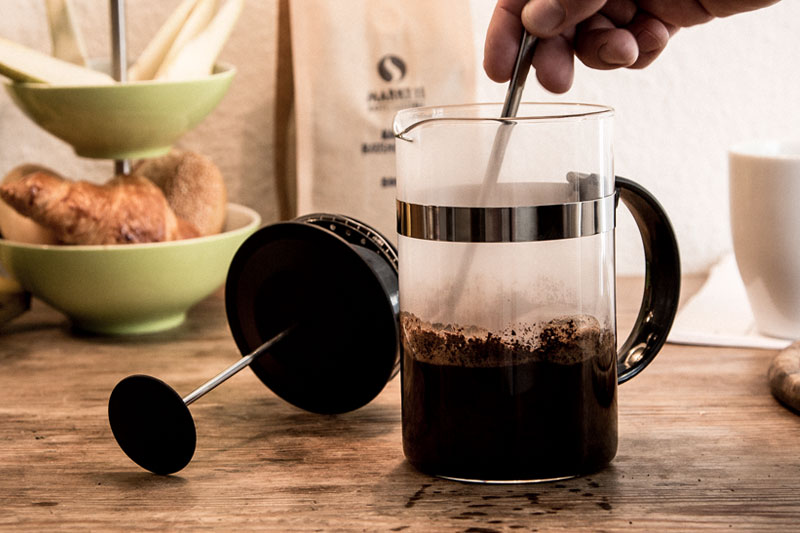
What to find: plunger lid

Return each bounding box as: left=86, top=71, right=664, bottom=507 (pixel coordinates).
left=224, top=214, right=399, bottom=414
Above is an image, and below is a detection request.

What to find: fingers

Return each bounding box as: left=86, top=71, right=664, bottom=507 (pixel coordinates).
left=636, top=0, right=715, bottom=27
left=520, top=0, right=607, bottom=37
left=483, top=0, right=680, bottom=91
left=600, top=0, right=638, bottom=26
left=574, top=14, right=638, bottom=70
left=695, top=0, right=781, bottom=18
left=485, top=0, right=605, bottom=88
left=532, top=33, right=575, bottom=93
left=573, top=11, right=674, bottom=71
left=483, top=0, right=528, bottom=82
left=626, top=12, right=675, bottom=69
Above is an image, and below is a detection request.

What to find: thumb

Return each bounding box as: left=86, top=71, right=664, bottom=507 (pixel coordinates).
left=521, top=0, right=607, bottom=37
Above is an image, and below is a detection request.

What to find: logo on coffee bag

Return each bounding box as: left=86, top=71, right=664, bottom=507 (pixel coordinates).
left=367, top=54, right=425, bottom=112
left=377, top=55, right=406, bottom=82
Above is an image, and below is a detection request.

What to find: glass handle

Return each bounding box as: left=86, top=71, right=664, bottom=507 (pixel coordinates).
left=615, top=177, right=681, bottom=384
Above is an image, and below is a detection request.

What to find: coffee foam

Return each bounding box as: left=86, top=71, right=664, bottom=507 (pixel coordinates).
left=401, top=312, right=615, bottom=368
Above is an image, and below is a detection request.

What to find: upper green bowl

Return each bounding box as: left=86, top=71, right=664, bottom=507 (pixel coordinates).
left=4, top=63, right=235, bottom=160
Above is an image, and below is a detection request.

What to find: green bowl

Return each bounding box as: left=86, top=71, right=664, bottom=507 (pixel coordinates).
left=3, top=63, right=235, bottom=160
left=0, top=203, right=260, bottom=335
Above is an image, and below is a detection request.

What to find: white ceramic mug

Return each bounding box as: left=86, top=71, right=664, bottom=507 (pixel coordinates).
left=730, top=140, right=800, bottom=339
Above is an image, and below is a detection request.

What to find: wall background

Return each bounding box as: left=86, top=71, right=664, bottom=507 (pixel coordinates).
left=0, top=0, right=798, bottom=275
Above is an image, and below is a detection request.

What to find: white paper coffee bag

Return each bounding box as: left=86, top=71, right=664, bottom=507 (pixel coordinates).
left=289, top=0, right=476, bottom=240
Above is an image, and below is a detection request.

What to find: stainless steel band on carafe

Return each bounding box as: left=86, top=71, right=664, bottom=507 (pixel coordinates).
left=397, top=194, right=616, bottom=243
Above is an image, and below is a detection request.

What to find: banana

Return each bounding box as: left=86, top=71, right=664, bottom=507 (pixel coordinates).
left=0, top=275, right=31, bottom=326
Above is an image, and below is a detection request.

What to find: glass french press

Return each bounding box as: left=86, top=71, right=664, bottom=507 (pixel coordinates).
left=394, top=102, right=681, bottom=482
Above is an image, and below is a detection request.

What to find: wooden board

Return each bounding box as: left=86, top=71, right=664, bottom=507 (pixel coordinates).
left=1, top=277, right=799, bottom=531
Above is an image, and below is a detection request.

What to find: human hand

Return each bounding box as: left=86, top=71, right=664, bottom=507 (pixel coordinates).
left=484, top=0, right=781, bottom=93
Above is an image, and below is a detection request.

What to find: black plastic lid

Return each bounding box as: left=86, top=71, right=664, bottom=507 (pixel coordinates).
left=224, top=214, right=399, bottom=414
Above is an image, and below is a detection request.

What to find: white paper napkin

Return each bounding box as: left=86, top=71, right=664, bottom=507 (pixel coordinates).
left=667, top=254, right=792, bottom=350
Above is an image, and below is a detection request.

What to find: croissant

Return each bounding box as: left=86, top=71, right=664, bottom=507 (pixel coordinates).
left=0, top=171, right=201, bottom=245
left=0, top=164, right=58, bottom=244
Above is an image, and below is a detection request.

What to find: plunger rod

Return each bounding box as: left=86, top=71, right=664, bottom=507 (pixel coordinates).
left=183, top=328, right=292, bottom=406
left=110, top=0, right=130, bottom=175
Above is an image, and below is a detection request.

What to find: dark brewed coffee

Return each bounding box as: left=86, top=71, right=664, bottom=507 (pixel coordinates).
left=401, top=313, right=618, bottom=481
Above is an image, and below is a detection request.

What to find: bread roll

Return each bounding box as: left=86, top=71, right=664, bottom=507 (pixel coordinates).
left=134, top=149, right=227, bottom=236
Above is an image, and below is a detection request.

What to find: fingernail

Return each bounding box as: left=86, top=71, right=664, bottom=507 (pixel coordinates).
left=598, top=44, right=633, bottom=66
left=523, top=0, right=566, bottom=35
left=636, top=29, right=662, bottom=53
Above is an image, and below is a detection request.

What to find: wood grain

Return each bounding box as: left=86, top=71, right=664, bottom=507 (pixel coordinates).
left=1, top=277, right=799, bottom=532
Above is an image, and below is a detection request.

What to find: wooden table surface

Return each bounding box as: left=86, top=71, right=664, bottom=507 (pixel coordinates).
left=1, top=276, right=798, bottom=532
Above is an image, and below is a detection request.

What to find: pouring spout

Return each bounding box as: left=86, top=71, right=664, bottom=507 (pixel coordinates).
left=393, top=106, right=435, bottom=142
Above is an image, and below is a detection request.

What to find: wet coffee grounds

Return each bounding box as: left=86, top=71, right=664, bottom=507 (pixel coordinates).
left=401, top=313, right=618, bottom=481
